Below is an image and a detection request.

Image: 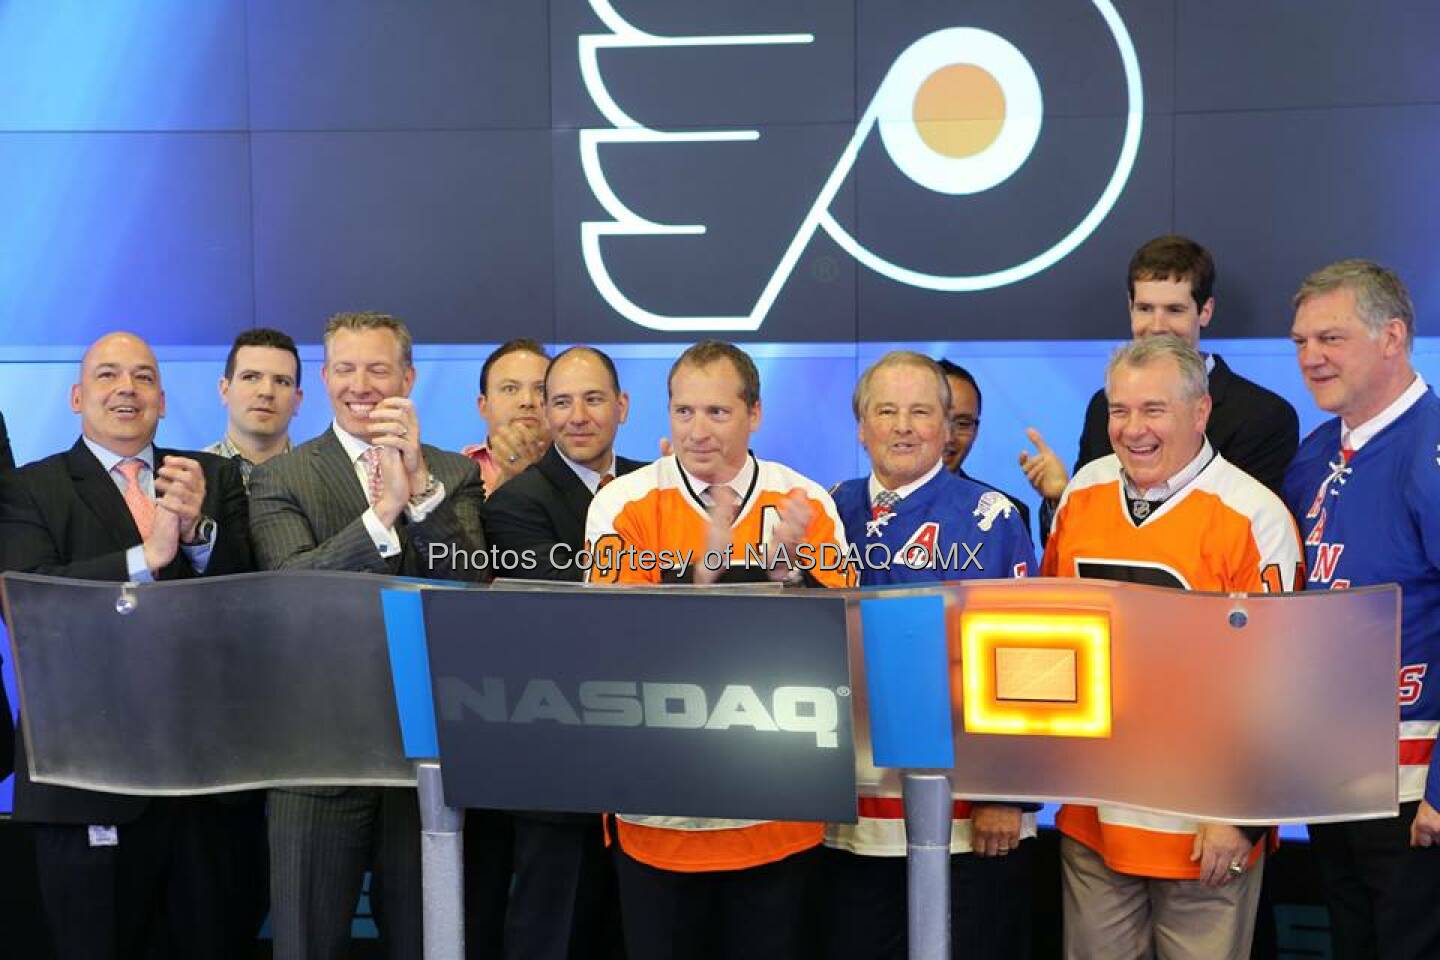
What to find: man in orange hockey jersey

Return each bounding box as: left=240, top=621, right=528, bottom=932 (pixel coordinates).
left=1043, top=334, right=1302, bottom=959
left=584, top=339, right=855, bottom=959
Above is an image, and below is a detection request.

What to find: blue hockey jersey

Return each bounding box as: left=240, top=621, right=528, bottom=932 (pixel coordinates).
left=1282, top=380, right=1440, bottom=808
left=831, top=467, right=1035, bottom=587
left=825, top=465, right=1036, bottom=856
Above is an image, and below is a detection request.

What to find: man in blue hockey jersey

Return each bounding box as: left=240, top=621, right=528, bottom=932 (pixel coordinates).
left=1284, top=259, right=1440, bottom=959
left=823, top=351, right=1035, bottom=960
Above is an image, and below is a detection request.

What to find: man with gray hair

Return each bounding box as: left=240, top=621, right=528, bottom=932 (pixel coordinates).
left=1283, top=259, right=1440, bottom=959
left=1044, top=333, right=1301, bottom=959
left=250, top=311, right=489, bottom=960
left=825, top=350, right=1036, bottom=959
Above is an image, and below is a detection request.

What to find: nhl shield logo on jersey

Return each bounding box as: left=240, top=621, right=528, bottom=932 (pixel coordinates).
left=972, top=491, right=1016, bottom=532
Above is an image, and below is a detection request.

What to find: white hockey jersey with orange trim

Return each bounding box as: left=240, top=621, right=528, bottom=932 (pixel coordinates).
left=584, top=453, right=856, bottom=873
left=1043, top=451, right=1303, bottom=880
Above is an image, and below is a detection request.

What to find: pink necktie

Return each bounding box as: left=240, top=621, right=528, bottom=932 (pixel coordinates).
left=361, top=447, right=383, bottom=505
left=706, top=484, right=741, bottom=526
left=115, top=459, right=155, bottom=539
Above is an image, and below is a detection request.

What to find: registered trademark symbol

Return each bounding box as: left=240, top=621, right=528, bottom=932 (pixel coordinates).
left=811, top=255, right=839, bottom=283
left=836, top=685, right=851, bottom=697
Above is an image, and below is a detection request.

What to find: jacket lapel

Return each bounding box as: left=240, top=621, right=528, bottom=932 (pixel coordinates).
left=538, top=447, right=593, bottom=532
left=65, top=437, right=140, bottom=550
left=311, top=428, right=370, bottom=532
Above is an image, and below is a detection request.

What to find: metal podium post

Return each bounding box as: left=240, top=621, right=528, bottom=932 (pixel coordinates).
left=416, top=762, right=464, bottom=960
left=903, top=772, right=953, bottom=960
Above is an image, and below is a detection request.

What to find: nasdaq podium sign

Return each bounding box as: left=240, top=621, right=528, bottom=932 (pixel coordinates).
left=421, top=585, right=856, bottom=823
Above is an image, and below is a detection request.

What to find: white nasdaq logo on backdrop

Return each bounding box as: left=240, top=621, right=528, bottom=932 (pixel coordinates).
left=439, top=677, right=842, bottom=749
left=577, top=0, right=1143, bottom=332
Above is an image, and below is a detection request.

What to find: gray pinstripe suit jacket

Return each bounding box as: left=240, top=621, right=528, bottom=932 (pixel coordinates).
left=248, top=426, right=488, bottom=580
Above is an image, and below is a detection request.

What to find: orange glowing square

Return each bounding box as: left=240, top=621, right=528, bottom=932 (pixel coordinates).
left=960, top=610, right=1111, bottom=737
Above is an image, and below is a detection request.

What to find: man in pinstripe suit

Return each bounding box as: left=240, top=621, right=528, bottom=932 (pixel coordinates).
left=250, top=311, right=489, bottom=960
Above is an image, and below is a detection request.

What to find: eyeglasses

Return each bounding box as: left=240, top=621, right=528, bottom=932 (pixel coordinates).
left=949, top=415, right=980, bottom=433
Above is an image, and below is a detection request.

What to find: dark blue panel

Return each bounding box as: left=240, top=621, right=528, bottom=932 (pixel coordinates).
left=552, top=123, right=859, bottom=343
left=1177, top=1, right=1440, bottom=112
left=0, top=3, right=247, bottom=131
left=248, top=0, right=549, bottom=130
left=860, top=593, right=955, bottom=769
left=381, top=589, right=440, bottom=760
left=855, top=114, right=1173, bottom=342
left=0, top=133, right=254, bottom=345
left=1175, top=105, right=1440, bottom=340
left=251, top=130, right=554, bottom=343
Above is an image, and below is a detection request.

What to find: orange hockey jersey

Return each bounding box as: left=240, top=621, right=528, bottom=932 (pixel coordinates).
left=584, top=453, right=856, bottom=872
left=1043, top=449, right=1303, bottom=879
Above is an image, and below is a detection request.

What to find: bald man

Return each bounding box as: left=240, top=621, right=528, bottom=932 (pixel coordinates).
left=0, top=332, right=253, bottom=959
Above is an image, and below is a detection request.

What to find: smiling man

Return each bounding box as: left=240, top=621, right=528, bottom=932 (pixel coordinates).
left=248, top=311, right=488, bottom=960
left=0, top=332, right=252, bottom=959
left=1043, top=334, right=1301, bottom=959
left=1282, top=260, right=1440, bottom=960
left=205, top=328, right=303, bottom=489
left=583, top=339, right=854, bottom=960
left=825, top=351, right=1035, bottom=960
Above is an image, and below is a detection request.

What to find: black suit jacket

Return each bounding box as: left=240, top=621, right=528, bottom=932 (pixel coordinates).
left=0, top=411, right=12, bottom=779
left=248, top=427, right=488, bottom=581
left=0, top=438, right=252, bottom=824
left=482, top=447, right=644, bottom=581
left=1074, top=353, right=1299, bottom=493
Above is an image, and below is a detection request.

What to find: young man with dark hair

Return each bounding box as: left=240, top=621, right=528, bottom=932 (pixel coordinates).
left=464, top=338, right=551, bottom=496
left=936, top=358, right=1032, bottom=540
left=205, top=328, right=303, bottom=489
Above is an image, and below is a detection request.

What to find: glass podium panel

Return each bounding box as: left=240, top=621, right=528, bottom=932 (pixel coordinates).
left=2, top=570, right=421, bottom=794
left=847, top=579, right=1401, bottom=824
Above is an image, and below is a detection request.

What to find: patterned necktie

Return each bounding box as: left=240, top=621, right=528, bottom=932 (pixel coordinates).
left=115, top=458, right=155, bottom=539
left=706, top=484, right=741, bottom=525
left=1340, top=442, right=1355, bottom=464
left=872, top=489, right=900, bottom=520
left=598, top=472, right=615, bottom=490
left=360, top=447, right=383, bottom=506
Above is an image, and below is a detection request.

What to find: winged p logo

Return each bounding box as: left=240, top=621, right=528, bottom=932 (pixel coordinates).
left=577, top=0, right=1142, bottom=333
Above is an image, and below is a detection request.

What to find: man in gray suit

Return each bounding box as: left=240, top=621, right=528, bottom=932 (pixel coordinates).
left=249, top=311, right=489, bottom=959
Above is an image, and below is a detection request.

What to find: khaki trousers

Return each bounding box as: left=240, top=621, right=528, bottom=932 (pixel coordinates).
left=1061, top=836, right=1264, bottom=960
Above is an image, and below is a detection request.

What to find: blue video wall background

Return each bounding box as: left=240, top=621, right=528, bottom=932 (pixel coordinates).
left=2, top=1, right=1439, bottom=813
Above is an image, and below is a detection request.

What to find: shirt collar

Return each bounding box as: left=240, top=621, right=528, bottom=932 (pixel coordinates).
left=212, top=432, right=289, bottom=464
left=1342, top=374, right=1428, bottom=452
left=331, top=419, right=373, bottom=464
left=679, top=453, right=756, bottom=503
left=1122, top=439, right=1214, bottom=501
left=83, top=436, right=154, bottom=474
left=868, top=458, right=943, bottom=504
left=557, top=447, right=615, bottom=495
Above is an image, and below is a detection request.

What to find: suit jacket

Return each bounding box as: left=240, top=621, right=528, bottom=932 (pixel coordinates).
left=248, top=427, right=488, bottom=582
left=1038, top=353, right=1301, bottom=545
left=482, top=447, right=644, bottom=581
left=1, top=413, right=12, bottom=777
left=0, top=438, right=252, bottom=824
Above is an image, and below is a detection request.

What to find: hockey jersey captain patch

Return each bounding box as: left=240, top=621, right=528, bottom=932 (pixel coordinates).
left=898, top=522, right=940, bottom=568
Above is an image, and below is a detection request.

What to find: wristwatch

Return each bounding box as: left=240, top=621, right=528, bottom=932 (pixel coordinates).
left=182, top=514, right=216, bottom=546
left=409, top=473, right=440, bottom=506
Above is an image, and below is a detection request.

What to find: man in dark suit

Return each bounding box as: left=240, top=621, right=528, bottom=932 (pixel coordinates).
left=483, top=346, right=639, bottom=959
left=1, top=408, right=13, bottom=781
left=249, top=311, right=488, bottom=960
left=0, top=332, right=252, bottom=959
left=1020, top=235, right=1300, bottom=539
